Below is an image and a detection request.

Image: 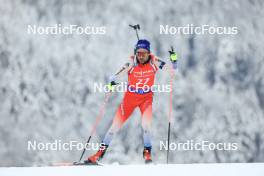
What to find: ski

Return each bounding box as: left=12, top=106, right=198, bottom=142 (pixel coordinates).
left=73, top=161, right=103, bottom=166
left=36, top=161, right=104, bottom=167
left=53, top=162, right=103, bottom=166
left=145, top=160, right=153, bottom=164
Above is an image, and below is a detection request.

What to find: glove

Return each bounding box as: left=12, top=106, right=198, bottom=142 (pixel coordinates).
left=169, top=50, right=178, bottom=69
left=107, top=75, right=117, bottom=91
left=107, top=81, right=118, bottom=91
left=169, top=51, right=178, bottom=62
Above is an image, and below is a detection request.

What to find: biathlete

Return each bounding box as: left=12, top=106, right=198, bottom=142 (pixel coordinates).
left=85, top=39, right=178, bottom=164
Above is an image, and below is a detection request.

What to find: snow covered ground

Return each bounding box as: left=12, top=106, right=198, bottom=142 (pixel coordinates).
left=1, top=0, right=264, bottom=167
left=1, top=163, right=264, bottom=176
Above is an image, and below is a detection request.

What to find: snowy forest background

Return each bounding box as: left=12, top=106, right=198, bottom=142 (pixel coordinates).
left=0, top=0, right=264, bottom=166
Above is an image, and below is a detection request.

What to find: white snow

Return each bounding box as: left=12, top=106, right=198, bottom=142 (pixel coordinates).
left=1, top=163, right=264, bottom=176
left=1, top=0, right=264, bottom=166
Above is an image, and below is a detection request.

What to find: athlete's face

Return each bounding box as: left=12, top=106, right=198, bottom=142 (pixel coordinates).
left=136, top=48, right=150, bottom=64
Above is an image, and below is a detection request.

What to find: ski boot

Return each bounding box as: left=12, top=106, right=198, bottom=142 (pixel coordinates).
left=84, top=143, right=108, bottom=165
left=143, top=146, right=152, bottom=164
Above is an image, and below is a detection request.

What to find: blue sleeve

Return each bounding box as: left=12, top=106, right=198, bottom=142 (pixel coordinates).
left=172, top=61, right=177, bottom=69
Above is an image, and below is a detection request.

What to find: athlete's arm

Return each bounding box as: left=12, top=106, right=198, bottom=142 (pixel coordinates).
left=153, top=58, right=167, bottom=70
left=108, top=58, right=134, bottom=83
left=153, top=54, right=178, bottom=71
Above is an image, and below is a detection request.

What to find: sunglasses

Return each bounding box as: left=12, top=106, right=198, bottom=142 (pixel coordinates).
left=136, top=51, right=149, bottom=57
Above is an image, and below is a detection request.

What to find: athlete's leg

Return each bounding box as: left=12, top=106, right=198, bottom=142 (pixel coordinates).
left=139, top=96, right=153, bottom=148
left=86, top=93, right=136, bottom=163
left=102, top=92, right=138, bottom=146
left=102, top=100, right=135, bottom=145
left=139, top=96, right=153, bottom=162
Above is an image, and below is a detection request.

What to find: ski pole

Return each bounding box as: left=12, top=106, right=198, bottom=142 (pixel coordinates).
left=167, top=46, right=175, bottom=164
left=76, top=91, right=113, bottom=163
left=76, top=65, right=128, bottom=163
left=129, top=24, right=140, bottom=40
left=129, top=24, right=141, bottom=63
left=167, top=122, right=171, bottom=164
